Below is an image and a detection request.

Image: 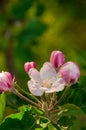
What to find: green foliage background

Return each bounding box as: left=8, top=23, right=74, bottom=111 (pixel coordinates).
left=0, top=0, right=86, bottom=129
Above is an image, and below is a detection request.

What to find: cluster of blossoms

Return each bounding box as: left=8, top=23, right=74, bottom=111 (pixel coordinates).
left=0, top=50, right=81, bottom=127
left=24, top=50, right=80, bottom=96
left=0, top=50, right=80, bottom=98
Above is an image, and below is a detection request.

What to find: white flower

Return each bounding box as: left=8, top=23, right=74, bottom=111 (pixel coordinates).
left=28, top=62, right=66, bottom=96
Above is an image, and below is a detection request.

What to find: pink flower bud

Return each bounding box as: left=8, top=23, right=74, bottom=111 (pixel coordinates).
left=24, top=62, right=36, bottom=73
left=0, top=71, right=13, bottom=92
left=59, top=62, right=80, bottom=83
left=50, top=50, right=65, bottom=68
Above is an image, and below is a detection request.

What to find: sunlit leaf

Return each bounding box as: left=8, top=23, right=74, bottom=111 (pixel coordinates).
left=48, top=123, right=57, bottom=130
left=0, top=105, right=35, bottom=130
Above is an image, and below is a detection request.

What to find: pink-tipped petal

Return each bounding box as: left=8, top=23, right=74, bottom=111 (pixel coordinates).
left=59, top=62, right=80, bottom=83
left=4, top=72, right=13, bottom=84
left=0, top=82, right=9, bottom=92
left=50, top=50, right=65, bottom=68
left=24, top=62, right=36, bottom=73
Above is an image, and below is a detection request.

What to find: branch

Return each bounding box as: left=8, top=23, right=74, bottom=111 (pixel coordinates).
left=12, top=88, right=41, bottom=109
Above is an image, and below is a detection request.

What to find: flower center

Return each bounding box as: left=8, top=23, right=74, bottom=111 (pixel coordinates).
left=43, top=79, right=52, bottom=88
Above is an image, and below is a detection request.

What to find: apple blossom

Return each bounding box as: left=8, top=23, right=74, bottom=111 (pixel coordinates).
left=28, top=62, right=66, bottom=96
left=59, top=62, right=80, bottom=83
left=24, top=61, right=36, bottom=73
left=50, top=50, right=65, bottom=68
left=0, top=71, right=13, bottom=92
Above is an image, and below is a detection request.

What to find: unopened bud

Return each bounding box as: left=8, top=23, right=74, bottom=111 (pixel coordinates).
left=59, top=62, right=80, bottom=83
left=50, top=50, right=65, bottom=68
left=24, top=62, right=36, bottom=73
left=0, top=71, right=13, bottom=92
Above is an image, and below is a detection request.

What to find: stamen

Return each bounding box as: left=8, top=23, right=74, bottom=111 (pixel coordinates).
left=43, top=79, right=52, bottom=88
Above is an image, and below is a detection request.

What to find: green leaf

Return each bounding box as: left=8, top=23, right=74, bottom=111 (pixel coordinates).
left=0, top=105, right=35, bottom=130
left=48, top=123, right=57, bottom=130
left=31, top=106, right=44, bottom=116
left=39, top=117, right=49, bottom=128
left=79, top=76, right=86, bottom=88
left=62, top=104, right=85, bottom=117
left=35, top=128, right=42, bottom=130
left=0, top=93, right=6, bottom=124
left=69, top=119, right=81, bottom=130
left=58, top=104, right=85, bottom=129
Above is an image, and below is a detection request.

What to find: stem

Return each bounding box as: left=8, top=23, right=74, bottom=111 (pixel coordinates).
left=49, top=86, right=70, bottom=111
left=15, top=83, right=42, bottom=105
left=12, top=88, right=41, bottom=109
left=45, top=93, right=50, bottom=108
left=49, top=93, right=55, bottom=109
left=54, top=86, right=70, bottom=107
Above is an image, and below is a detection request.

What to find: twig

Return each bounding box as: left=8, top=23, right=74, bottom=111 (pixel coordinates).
left=15, top=83, right=42, bottom=105
left=48, top=86, right=70, bottom=111
left=12, top=88, right=41, bottom=109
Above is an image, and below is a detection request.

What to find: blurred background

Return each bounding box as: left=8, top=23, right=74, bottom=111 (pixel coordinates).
left=0, top=0, right=86, bottom=86
left=0, top=0, right=86, bottom=125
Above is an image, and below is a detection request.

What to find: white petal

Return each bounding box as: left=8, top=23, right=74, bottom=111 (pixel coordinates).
left=53, top=78, right=66, bottom=91
left=28, top=68, right=42, bottom=82
left=45, top=78, right=65, bottom=93
left=40, top=62, right=56, bottom=80
left=28, top=80, right=44, bottom=96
